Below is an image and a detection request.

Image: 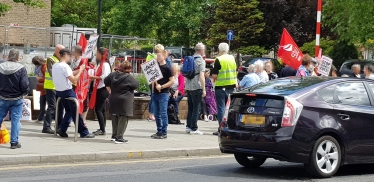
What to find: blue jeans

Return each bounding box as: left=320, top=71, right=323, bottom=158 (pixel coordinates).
left=56, top=89, right=89, bottom=137
left=186, top=90, right=202, bottom=131
left=153, top=93, right=169, bottom=135
left=0, top=98, right=23, bottom=143
left=148, top=85, right=154, bottom=114
left=170, top=95, right=184, bottom=114
left=215, top=88, right=235, bottom=124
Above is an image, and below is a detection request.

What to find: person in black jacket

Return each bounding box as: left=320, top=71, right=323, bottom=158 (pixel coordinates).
left=104, top=61, right=139, bottom=144
left=280, top=65, right=297, bottom=78
left=0, top=49, right=29, bottom=149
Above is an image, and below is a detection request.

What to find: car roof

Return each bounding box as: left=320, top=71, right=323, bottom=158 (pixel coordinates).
left=236, top=76, right=364, bottom=96
left=342, top=59, right=374, bottom=64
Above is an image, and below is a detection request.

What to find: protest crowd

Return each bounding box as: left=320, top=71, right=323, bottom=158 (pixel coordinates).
left=2, top=35, right=374, bottom=149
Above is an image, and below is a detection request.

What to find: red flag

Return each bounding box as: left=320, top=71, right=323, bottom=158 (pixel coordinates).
left=277, top=28, right=303, bottom=70
left=78, top=33, right=88, bottom=53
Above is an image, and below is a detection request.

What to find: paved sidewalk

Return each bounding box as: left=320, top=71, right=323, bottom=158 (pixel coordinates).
left=0, top=119, right=221, bottom=165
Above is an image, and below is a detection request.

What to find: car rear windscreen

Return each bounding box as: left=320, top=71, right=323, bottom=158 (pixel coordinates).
left=244, top=77, right=329, bottom=96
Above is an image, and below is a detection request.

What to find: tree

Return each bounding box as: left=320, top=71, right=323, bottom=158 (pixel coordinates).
left=330, top=41, right=358, bottom=69
left=324, top=0, right=374, bottom=44
left=0, top=0, right=45, bottom=16
left=208, top=0, right=265, bottom=50
left=300, top=38, right=334, bottom=56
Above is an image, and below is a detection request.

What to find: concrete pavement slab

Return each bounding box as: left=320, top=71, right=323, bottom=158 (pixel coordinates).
left=0, top=119, right=221, bottom=165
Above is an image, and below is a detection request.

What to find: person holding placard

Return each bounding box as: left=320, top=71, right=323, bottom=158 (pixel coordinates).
left=151, top=51, right=174, bottom=139
left=89, top=48, right=111, bottom=136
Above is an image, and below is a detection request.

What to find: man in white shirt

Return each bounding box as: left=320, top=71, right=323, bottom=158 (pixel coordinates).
left=52, top=48, right=95, bottom=138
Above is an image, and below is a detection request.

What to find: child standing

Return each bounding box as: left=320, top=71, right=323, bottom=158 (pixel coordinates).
left=201, top=69, right=217, bottom=122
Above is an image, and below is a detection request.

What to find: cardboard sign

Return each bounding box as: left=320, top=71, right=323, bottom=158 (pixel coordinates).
left=141, top=59, right=163, bottom=84
left=21, top=99, right=32, bottom=121
left=83, top=35, right=99, bottom=58
left=109, top=56, right=116, bottom=67
left=318, top=56, right=333, bottom=76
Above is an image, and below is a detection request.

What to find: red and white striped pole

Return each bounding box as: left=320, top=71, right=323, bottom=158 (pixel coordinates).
left=315, top=0, right=322, bottom=57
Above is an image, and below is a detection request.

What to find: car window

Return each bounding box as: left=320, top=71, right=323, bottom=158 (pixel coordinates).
left=317, top=85, right=335, bottom=103
left=367, top=83, right=374, bottom=96
left=335, top=82, right=370, bottom=106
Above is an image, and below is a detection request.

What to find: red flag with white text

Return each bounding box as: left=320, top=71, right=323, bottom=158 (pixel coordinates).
left=75, top=34, right=89, bottom=113
left=277, top=28, right=303, bottom=70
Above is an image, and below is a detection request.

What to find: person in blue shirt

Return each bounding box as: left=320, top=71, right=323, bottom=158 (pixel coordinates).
left=239, top=64, right=260, bottom=89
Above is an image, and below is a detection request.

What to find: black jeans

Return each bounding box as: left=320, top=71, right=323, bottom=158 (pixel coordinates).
left=95, top=87, right=109, bottom=132
left=56, top=89, right=89, bottom=136
left=186, top=89, right=202, bottom=131
left=43, top=89, right=63, bottom=129
left=37, top=94, right=47, bottom=121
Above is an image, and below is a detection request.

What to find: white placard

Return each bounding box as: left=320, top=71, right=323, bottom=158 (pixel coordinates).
left=141, top=59, right=163, bottom=84
left=318, top=56, right=333, bottom=76
left=33, top=90, right=41, bottom=110
left=21, top=99, right=32, bottom=121
left=83, top=34, right=99, bottom=58
left=109, top=56, right=116, bottom=66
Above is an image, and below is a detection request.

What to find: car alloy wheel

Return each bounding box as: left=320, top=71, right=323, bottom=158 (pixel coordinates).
left=305, top=136, right=341, bottom=178
left=234, top=153, right=267, bottom=168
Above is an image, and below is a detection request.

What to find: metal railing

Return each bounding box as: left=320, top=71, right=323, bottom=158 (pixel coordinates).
left=54, top=97, right=79, bottom=142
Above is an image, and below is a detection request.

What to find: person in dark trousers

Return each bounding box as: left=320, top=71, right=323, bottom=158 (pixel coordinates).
left=211, top=43, right=237, bottom=136
left=43, top=44, right=65, bottom=134
left=151, top=51, right=174, bottom=139
left=32, top=56, right=47, bottom=124
left=0, top=49, right=29, bottom=149
left=104, top=61, right=139, bottom=144
left=280, top=65, right=297, bottom=78
left=52, top=48, right=95, bottom=138
left=89, top=48, right=111, bottom=135
left=185, top=43, right=206, bottom=135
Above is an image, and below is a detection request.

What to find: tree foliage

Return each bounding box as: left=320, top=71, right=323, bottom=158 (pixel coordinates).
left=324, top=0, right=374, bottom=44
left=0, top=0, right=45, bottom=16
left=300, top=38, right=335, bottom=56
left=208, top=0, right=264, bottom=50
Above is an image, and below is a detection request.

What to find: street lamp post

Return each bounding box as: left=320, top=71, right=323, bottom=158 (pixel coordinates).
left=97, top=0, right=102, bottom=48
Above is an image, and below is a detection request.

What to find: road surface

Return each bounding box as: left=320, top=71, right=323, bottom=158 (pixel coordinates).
left=0, top=155, right=373, bottom=182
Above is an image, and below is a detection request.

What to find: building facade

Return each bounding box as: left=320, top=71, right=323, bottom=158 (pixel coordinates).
left=0, top=0, right=51, bottom=47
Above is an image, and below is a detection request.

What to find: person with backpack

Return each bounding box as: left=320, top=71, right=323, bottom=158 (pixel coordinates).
left=211, top=43, right=237, bottom=135
left=183, top=43, right=206, bottom=135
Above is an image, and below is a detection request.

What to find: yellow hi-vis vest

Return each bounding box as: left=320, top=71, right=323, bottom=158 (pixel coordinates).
left=215, top=54, right=237, bottom=87
left=44, top=56, right=59, bottom=90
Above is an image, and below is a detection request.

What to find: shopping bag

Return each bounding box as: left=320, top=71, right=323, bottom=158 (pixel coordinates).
left=0, top=123, right=10, bottom=144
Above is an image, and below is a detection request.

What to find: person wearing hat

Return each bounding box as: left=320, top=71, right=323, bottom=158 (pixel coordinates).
left=309, top=58, right=319, bottom=76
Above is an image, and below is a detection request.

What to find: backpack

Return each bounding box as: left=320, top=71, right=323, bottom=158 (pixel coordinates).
left=167, top=103, right=182, bottom=125
left=181, top=56, right=199, bottom=79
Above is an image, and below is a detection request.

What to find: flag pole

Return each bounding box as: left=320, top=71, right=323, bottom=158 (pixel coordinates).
left=315, top=0, right=322, bottom=57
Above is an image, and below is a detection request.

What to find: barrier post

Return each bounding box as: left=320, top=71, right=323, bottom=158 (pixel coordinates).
left=54, top=97, right=80, bottom=142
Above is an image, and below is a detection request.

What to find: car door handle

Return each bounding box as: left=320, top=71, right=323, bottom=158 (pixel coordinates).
left=338, top=113, right=350, bottom=120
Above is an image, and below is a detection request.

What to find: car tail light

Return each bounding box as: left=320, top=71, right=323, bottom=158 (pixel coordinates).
left=245, top=93, right=256, bottom=97
left=281, top=97, right=303, bottom=127
left=222, top=95, right=231, bottom=122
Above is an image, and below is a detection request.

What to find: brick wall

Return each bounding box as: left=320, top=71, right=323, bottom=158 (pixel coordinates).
left=87, top=97, right=189, bottom=120
left=0, top=0, right=51, bottom=46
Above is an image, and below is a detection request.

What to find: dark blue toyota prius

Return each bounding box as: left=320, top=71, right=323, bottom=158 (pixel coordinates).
left=219, top=76, right=374, bottom=178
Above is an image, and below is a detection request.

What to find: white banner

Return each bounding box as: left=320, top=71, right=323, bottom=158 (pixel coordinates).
left=318, top=56, right=333, bottom=76
left=141, top=59, right=163, bottom=84
left=83, top=35, right=99, bottom=58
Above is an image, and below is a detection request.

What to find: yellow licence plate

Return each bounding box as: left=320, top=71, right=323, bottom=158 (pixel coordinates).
left=241, top=115, right=265, bottom=125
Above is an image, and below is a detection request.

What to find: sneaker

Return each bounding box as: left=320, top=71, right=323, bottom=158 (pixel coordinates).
left=162, top=134, right=167, bottom=138
left=204, top=119, right=210, bottom=122
left=190, top=130, right=204, bottom=135
left=10, top=142, right=21, bottom=149
left=56, top=129, right=69, bottom=138
left=42, top=128, right=54, bottom=134
left=93, top=129, right=106, bottom=135
left=213, top=131, right=219, bottom=136
left=186, top=127, right=191, bottom=133
left=115, top=139, right=128, bottom=144
left=81, top=133, right=95, bottom=138
left=151, top=132, right=166, bottom=139
left=111, top=136, right=116, bottom=141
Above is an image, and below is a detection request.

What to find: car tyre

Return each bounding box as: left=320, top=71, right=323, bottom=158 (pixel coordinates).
left=234, top=153, right=266, bottom=168
left=305, top=136, right=341, bottom=178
